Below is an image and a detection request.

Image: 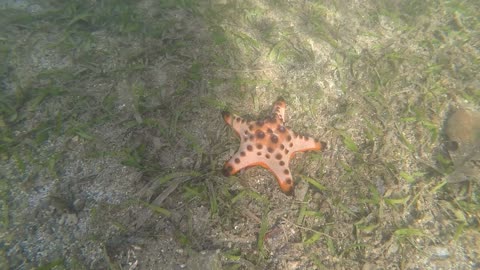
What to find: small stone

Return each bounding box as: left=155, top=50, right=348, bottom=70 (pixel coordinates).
left=432, top=247, right=450, bottom=258
left=65, top=213, right=78, bottom=226
left=73, top=198, right=85, bottom=212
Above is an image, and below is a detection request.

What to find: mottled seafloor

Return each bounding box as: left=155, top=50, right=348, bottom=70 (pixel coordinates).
left=0, top=0, right=479, bottom=269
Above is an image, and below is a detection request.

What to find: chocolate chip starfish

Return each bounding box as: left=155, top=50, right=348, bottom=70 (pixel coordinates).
left=222, top=97, right=326, bottom=195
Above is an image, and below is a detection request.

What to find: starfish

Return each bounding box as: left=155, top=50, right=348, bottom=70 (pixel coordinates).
left=222, top=97, right=326, bottom=195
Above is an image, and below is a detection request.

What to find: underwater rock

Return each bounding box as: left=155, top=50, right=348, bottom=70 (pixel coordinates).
left=445, top=109, right=480, bottom=147
left=445, top=108, right=480, bottom=183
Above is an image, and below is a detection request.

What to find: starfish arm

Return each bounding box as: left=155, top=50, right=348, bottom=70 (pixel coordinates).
left=222, top=111, right=250, bottom=137
left=222, top=148, right=269, bottom=177
left=272, top=97, right=286, bottom=123
left=289, top=132, right=327, bottom=154
left=264, top=157, right=294, bottom=195
left=222, top=145, right=295, bottom=195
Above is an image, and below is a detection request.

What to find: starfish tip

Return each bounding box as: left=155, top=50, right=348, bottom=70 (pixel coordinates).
left=320, top=141, right=327, bottom=150
left=284, top=188, right=294, bottom=196
left=274, top=97, right=286, bottom=108
left=221, top=110, right=230, bottom=117
left=221, top=111, right=231, bottom=123
left=222, top=164, right=233, bottom=176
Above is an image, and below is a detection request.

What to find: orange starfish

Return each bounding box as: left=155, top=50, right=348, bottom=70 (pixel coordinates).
left=222, top=97, right=326, bottom=195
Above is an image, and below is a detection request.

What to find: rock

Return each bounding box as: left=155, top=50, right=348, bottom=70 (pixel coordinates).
left=73, top=198, right=85, bottom=212
left=431, top=246, right=450, bottom=258
left=445, top=108, right=480, bottom=183
left=445, top=109, right=480, bottom=148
